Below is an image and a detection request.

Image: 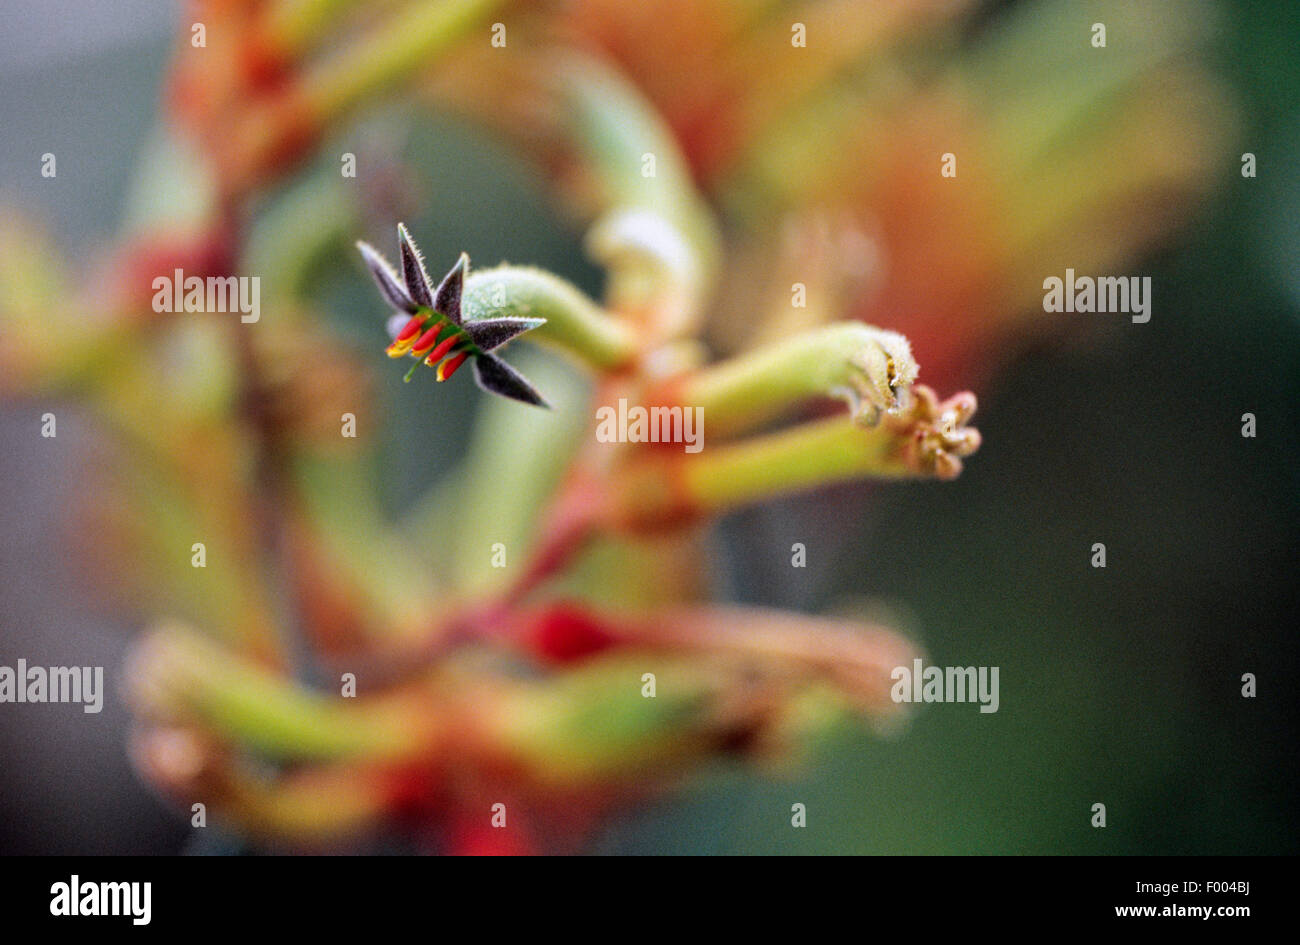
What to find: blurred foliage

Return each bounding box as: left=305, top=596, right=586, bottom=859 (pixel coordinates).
left=1, top=0, right=1297, bottom=853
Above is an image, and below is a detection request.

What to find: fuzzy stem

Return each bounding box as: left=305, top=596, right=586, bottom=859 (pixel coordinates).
left=686, top=414, right=916, bottom=505
left=670, top=322, right=918, bottom=438
left=608, top=385, right=979, bottom=528
left=464, top=266, right=640, bottom=372
left=263, top=0, right=368, bottom=57
left=225, top=763, right=394, bottom=840
left=483, top=658, right=725, bottom=787
left=132, top=726, right=394, bottom=842
left=512, top=603, right=916, bottom=714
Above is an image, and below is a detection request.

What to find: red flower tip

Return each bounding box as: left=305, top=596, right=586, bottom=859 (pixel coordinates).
left=387, top=314, right=428, bottom=357
left=423, top=334, right=461, bottom=367
left=435, top=351, right=469, bottom=382
left=409, top=326, right=444, bottom=358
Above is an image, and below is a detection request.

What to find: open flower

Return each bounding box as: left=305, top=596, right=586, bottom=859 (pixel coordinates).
left=358, top=224, right=549, bottom=406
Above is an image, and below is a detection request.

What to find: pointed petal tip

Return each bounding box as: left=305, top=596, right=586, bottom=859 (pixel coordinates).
left=433, top=253, right=467, bottom=323
left=472, top=354, right=549, bottom=407
left=359, top=240, right=417, bottom=314
left=463, top=316, right=545, bottom=352
left=397, top=224, right=434, bottom=308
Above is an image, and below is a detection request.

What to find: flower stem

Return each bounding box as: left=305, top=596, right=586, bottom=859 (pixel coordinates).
left=607, top=385, right=979, bottom=528
left=262, top=0, right=366, bottom=58
left=302, top=0, right=507, bottom=123
left=685, top=413, right=916, bottom=504
left=558, top=56, right=721, bottom=337
left=464, top=266, right=640, bottom=372
left=128, top=623, right=440, bottom=762
left=668, top=322, right=918, bottom=437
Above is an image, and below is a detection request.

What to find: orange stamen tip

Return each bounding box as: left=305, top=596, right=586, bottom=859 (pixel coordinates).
left=436, top=352, right=469, bottom=382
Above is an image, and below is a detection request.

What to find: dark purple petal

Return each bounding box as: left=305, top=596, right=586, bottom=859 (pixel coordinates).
left=397, top=223, right=434, bottom=308
left=472, top=353, right=549, bottom=408
left=464, top=316, right=544, bottom=351
left=433, top=252, right=468, bottom=324
left=356, top=241, right=416, bottom=314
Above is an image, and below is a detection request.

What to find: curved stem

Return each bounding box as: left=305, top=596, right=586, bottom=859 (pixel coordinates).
left=606, top=385, right=980, bottom=528
left=263, top=0, right=368, bottom=58
left=127, top=624, right=441, bottom=762
left=558, top=55, right=722, bottom=338
left=464, top=266, right=640, bottom=372
left=667, top=321, right=918, bottom=438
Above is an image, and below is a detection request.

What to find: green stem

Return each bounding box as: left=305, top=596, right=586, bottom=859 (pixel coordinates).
left=487, top=657, right=724, bottom=786
left=558, top=56, right=721, bottom=335
left=263, top=0, right=369, bottom=57
left=464, top=266, right=640, bottom=371
left=676, top=322, right=918, bottom=438
left=603, top=415, right=908, bottom=530
left=303, top=0, right=507, bottom=122
left=130, top=625, right=439, bottom=762
left=683, top=414, right=916, bottom=513
left=291, top=455, right=443, bottom=645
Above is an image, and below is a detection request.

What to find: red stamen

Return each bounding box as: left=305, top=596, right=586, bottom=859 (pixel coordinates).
left=410, top=326, right=443, bottom=357
left=436, top=351, right=469, bottom=382
left=423, top=335, right=460, bottom=366
left=395, top=314, right=425, bottom=342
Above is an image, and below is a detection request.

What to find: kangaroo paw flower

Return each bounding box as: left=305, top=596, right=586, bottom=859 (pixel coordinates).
left=837, top=329, right=918, bottom=427
left=357, top=225, right=551, bottom=406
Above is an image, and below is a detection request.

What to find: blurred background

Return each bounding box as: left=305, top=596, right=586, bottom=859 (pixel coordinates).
left=1, top=0, right=1297, bottom=854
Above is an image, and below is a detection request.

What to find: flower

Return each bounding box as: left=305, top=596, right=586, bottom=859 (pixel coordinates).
left=357, top=224, right=549, bottom=406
